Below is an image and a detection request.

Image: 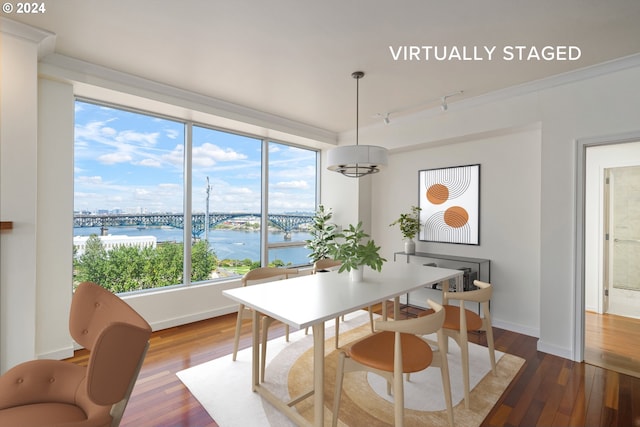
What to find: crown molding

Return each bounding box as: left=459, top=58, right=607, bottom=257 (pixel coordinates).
left=0, top=17, right=55, bottom=58
left=402, top=53, right=640, bottom=121
left=460, top=52, right=640, bottom=110
left=38, top=53, right=338, bottom=145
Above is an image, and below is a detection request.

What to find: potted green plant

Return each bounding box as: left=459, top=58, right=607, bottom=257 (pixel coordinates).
left=329, top=221, right=386, bottom=282
left=305, top=205, right=337, bottom=263
left=389, top=205, right=422, bottom=254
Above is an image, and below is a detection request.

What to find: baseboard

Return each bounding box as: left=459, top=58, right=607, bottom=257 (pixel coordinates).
left=537, top=340, right=572, bottom=360
left=492, top=318, right=539, bottom=339
left=38, top=345, right=75, bottom=361
left=149, top=305, right=237, bottom=331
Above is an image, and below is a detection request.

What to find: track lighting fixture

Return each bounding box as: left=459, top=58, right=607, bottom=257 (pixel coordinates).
left=441, top=97, right=448, bottom=111
left=377, top=90, right=464, bottom=124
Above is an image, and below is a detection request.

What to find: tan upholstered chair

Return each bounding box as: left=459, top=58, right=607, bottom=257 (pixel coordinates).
left=0, top=281, right=152, bottom=427
left=306, top=259, right=374, bottom=348
left=422, top=279, right=496, bottom=409
left=231, top=266, right=298, bottom=382
left=332, top=299, right=454, bottom=427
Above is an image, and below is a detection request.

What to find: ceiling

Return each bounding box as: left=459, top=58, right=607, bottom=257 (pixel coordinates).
left=8, top=0, right=640, bottom=135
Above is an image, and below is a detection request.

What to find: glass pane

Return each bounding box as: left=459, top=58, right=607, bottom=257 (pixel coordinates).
left=192, top=126, right=262, bottom=277
left=73, top=101, right=185, bottom=292
left=267, top=141, right=317, bottom=267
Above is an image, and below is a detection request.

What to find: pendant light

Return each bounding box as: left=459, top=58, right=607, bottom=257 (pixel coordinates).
left=327, top=71, right=388, bottom=178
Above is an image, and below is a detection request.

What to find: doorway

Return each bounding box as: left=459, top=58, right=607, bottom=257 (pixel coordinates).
left=603, top=166, right=640, bottom=318
left=583, top=142, right=640, bottom=378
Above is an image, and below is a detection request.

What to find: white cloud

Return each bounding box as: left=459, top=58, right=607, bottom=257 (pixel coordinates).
left=165, top=128, right=180, bottom=139
left=138, top=158, right=162, bottom=167
left=101, top=126, right=117, bottom=136
left=192, top=143, right=248, bottom=167
left=98, top=151, right=133, bottom=164
left=158, top=183, right=181, bottom=189
left=272, top=180, right=309, bottom=189
left=116, top=130, right=160, bottom=146
left=163, top=145, right=185, bottom=166
left=76, top=175, right=104, bottom=185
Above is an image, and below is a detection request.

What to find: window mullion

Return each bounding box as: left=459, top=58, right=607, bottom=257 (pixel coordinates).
left=260, top=139, right=269, bottom=267
left=183, top=122, right=193, bottom=285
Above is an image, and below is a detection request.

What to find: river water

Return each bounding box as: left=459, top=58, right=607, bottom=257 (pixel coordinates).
left=74, top=226, right=313, bottom=266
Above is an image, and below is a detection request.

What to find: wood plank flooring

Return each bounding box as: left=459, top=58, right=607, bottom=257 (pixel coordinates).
left=66, top=303, right=640, bottom=427
left=585, top=311, right=640, bottom=379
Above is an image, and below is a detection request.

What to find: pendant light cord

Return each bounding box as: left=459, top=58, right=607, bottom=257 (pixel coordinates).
left=355, top=74, right=359, bottom=146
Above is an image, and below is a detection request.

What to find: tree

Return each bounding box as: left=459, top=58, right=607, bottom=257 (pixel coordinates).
left=75, top=234, right=108, bottom=285
left=191, top=240, right=216, bottom=281
left=150, top=242, right=183, bottom=287
left=74, top=237, right=219, bottom=292
left=105, top=245, right=146, bottom=292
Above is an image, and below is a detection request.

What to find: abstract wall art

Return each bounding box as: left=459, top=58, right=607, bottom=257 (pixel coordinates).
left=419, top=164, right=480, bottom=245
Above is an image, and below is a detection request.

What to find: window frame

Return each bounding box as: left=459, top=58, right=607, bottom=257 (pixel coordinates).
left=73, top=97, right=320, bottom=293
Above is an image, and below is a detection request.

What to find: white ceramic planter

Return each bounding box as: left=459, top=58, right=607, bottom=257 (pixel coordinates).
left=404, top=239, right=416, bottom=255
left=349, top=268, right=363, bottom=282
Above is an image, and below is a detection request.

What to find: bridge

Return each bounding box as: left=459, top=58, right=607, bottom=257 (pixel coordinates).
left=73, top=212, right=314, bottom=239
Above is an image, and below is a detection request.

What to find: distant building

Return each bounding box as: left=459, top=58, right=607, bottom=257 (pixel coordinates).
left=73, top=235, right=157, bottom=257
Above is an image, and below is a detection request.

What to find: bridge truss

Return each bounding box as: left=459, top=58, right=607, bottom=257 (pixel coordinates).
left=74, top=213, right=314, bottom=239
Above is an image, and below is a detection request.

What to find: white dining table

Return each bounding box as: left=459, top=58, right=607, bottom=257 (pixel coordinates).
left=223, top=261, right=463, bottom=427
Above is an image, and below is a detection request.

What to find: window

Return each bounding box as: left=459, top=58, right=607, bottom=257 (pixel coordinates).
left=267, top=141, right=318, bottom=266
left=73, top=100, right=318, bottom=293
left=191, top=125, right=263, bottom=278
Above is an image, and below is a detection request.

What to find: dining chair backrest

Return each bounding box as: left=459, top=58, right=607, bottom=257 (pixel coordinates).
left=442, top=279, right=492, bottom=305
left=313, top=258, right=342, bottom=273
left=241, top=267, right=299, bottom=286
left=376, top=299, right=445, bottom=337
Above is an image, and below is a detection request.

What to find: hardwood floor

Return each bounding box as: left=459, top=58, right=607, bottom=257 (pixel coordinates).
left=585, top=311, right=640, bottom=379
left=67, top=304, right=640, bottom=427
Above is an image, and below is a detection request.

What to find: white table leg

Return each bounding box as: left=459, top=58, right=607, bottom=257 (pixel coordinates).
left=252, top=310, right=260, bottom=390
left=311, top=321, right=325, bottom=427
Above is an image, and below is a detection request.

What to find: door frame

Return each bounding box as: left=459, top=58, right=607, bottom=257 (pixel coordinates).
left=603, top=167, right=611, bottom=314
left=574, top=131, right=640, bottom=362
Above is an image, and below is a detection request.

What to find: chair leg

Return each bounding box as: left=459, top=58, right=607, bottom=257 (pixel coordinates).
left=232, top=304, right=245, bottom=361
left=285, top=324, right=290, bottom=342
left=261, top=316, right=274, bottom=383
left=332, top=351, right=347, bottom=427
left=436, top=331, right=455, bottom=427
left=368, top=306, right=374, bottom=333
left=485, top=322, right=497, bottom=375
left=392, top=333, right=405, bottom=427
left=459, top=329, right=471, bottom=409
left=441, top=333, right=450, bottom=354
left=334, top=317, right=340, bottom=349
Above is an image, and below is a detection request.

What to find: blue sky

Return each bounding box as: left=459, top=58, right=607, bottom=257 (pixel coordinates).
left=74, top=101, right=317, bottom=214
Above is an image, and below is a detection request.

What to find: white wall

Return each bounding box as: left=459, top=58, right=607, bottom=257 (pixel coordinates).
left=1, top=27, right=41, bottom=372
left=360, top=56, right=640, bottom=359
left=35, top=78, right=75, bottom=359
left=372, top=128, right=542, bottom=336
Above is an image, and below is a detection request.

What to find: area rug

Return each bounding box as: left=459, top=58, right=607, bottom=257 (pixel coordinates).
left=177, top=312, right=524, bottom=427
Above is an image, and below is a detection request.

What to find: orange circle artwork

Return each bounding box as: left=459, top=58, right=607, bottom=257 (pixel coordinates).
left=426, top=184, right=449, bottom=204
left=444, top=206, right=469, bottom=228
